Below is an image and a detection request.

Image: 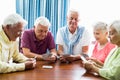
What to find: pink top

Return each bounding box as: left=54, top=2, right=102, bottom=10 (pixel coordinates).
left=92, top=41, right=115, bottom=63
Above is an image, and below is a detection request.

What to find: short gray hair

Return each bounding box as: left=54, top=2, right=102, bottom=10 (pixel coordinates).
left=67, top=9, right=80, bottom=18
left=93, top=22, right=108, bottom=33
left=110, top=20, right=120, bottom=34
left=3, top=13, right=27, bottom=27
left=34, top=16, right=51, bottom=27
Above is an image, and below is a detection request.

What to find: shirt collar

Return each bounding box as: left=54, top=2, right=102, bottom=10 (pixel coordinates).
left=68, top=27, right=78, bottom=36
left=0, top=25, right=13, bottom=43
left=32, top=29, right=46, bottom=42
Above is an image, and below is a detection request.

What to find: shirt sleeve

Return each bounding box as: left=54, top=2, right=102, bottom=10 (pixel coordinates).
left=47, top=32, right=56, bottom=50
left=56, top=28, right=64, bottom=45
left=99, top=65, right=120, bottom=80
left=0, top=43, right=27, bottom=73
left=81, top=29, right=91, bottom=46
left=13, top=42, right=28, bottom=62
left=21, top=30, right=31, bottom=49
left=99, top=52, right=120, bottom=80
left=0, top=62, right=25, bottom=73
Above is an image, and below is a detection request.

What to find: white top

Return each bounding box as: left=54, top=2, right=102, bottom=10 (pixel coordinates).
left=56, top=26, right=90, bottom=55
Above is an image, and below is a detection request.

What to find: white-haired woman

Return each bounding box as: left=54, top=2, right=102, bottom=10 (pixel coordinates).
left=88, top=22, right=115, bottom=66
left=84, top=20, right=120, bottom=80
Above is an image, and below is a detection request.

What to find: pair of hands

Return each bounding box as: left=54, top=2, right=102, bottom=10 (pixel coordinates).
left=83, top=60, right=96, bottom=71
left=42, top=53, right=57, bottom=63
left=82, top=58, right=100, bottom=74
left=59, top=54, right=76, bottom=63
left=25, top=58, right=36, bottom=70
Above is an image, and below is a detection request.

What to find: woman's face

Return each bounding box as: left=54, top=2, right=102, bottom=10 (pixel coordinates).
left=108, top=26, right=120, bottom=45
left=93, top=29, right=107, bottom=42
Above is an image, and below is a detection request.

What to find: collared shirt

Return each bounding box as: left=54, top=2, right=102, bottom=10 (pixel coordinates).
left=92, top=41, right=115, bottom=63
left=0, top=26, right=28, bottom=73
left=56, top=26, right=90, bottom=55
left=21, top=29, right=55, bottom=54
left=99, top=47, right=120, bottom=80
left=69, top=28, right=78, bottom=41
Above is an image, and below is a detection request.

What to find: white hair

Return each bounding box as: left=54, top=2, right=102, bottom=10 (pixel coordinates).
left=67, top=9, right=80, bottom=18
left=34, top=16, right=51, bottom=27
left=3, top=13, right=27, bottom=27
left=93, top=22, right=108, bottom=33
left=110, top=20, right=120, bottom=35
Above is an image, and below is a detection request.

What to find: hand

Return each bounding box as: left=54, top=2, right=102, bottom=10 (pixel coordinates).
left=59, top=55, right=68, bottom=63
left=88, top=57, right=103, bottom=66
left=83, top=61, right=94, bottom=71
left=48, top=54, right=57, bottom=62
left=25, top=60, right=36, bottom=70
left=42, top=54, right=57, bottom=62
left=65, top=55, right=75, bottom=62
left=26, top=58, right=34, bottom=61
left=88, top=57, right=98, bottom=62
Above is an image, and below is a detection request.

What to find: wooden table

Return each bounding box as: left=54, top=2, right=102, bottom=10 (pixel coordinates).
left=0, top=60, right=104, bottom=80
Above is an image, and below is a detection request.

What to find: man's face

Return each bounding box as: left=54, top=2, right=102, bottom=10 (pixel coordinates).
left=67, top=12, right=79, bottom=33
left=34, top=24, right=49, bottom=40
left=8, top=23, right=24, bottom=41
left=108, top=26, right=120, bottom=44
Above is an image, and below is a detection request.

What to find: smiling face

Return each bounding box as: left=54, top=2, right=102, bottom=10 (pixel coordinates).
left=108, top=26, right=120, bottom=45
left=34, top=24, right=49, bottom=40
left=67, top=11, right=79, bottom=33
left=93, top=28, right=108, bottom=43
left=6, top=23, right=24, bottom=41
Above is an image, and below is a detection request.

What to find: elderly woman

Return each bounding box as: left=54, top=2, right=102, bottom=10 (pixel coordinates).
left=84, top=20, right=120, bottom=80
left=88, top=22, right=115, bottom=66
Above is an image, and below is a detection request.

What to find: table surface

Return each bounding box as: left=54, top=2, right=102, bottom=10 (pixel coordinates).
left=0, top=60, right=105, bottom=80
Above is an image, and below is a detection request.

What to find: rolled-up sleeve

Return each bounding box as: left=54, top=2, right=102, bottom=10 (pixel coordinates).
left=0, top=62, right=25, bottom=73
left=99, top=61, right=120, bottom=80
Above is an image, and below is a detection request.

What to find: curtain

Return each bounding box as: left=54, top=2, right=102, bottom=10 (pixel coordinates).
left=16, top=0, right=70, bottom=40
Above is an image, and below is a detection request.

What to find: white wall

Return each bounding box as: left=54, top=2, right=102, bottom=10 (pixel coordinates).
left=70, top=0, right=120, bottom=36
left=0, top=0, right=15, bottom=24
left=70, top=0, right=120, bottom=56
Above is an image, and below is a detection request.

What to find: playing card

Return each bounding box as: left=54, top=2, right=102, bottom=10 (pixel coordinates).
left=42, top=65, right=53, bottom=69
left=42, top=53, right=52, bottom=60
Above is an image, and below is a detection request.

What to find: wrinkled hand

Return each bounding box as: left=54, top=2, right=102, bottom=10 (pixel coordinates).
left=88, top=57, right=98, bottom=62
left=65, top=55, right=75, bottom=62
left=59, top=55, right=67, bottom=63
left=42, top=54, right=57, bottom=62
left=59, top=54, right=75, bottom=63
left=83, top=61, right=95, bottom=72
left=25, top=60, right=36, bottom=70
left=48, top=54, right=57, bottom=63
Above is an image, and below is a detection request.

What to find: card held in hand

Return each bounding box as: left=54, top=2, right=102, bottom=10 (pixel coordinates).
left=81, top=53, right=89, bottom=62
left=42, top=53, right=52, bottom=60
left=62, top=54, right=71, bottom=58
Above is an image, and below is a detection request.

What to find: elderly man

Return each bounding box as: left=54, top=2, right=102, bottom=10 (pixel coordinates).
left=56, top=9, right=90, bottom=63
left=0, top=13, right=36, bottom=73
left=21, top=16, right=57, bottom=62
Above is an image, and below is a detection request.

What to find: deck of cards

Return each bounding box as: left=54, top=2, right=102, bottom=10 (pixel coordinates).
left=42, top=65, right=53, bottom=69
